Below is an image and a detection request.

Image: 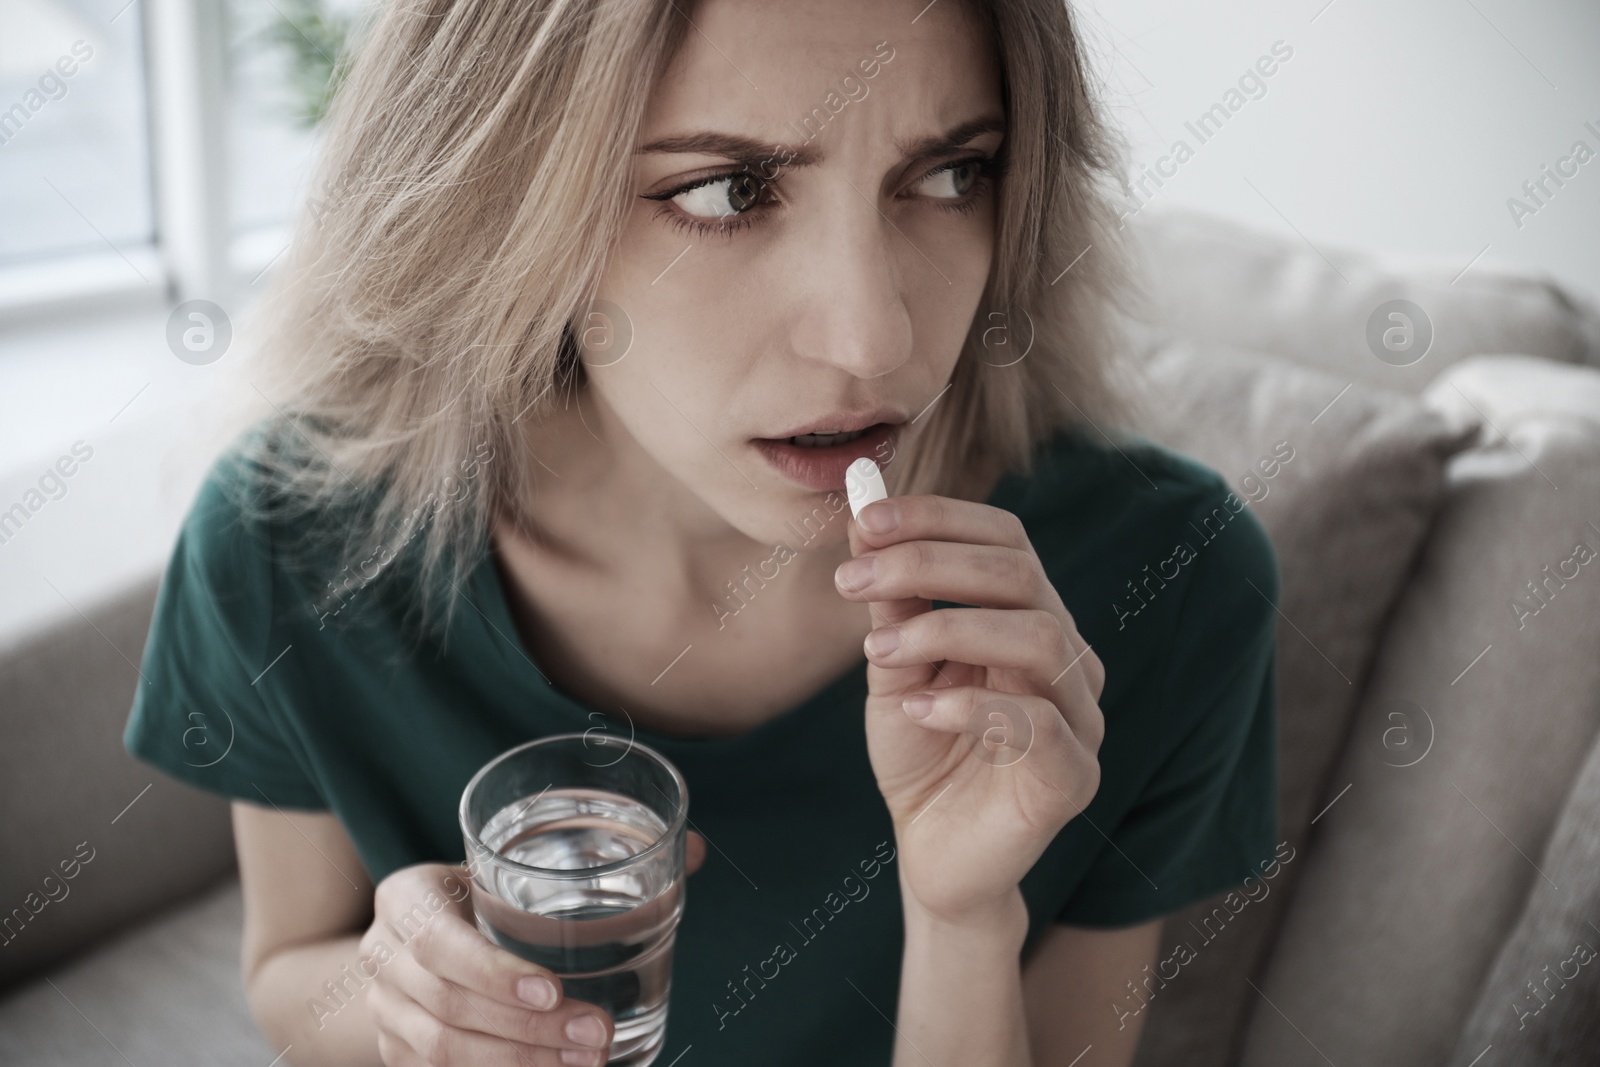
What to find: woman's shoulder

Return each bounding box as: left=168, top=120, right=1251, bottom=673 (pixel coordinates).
left=180, top=430, right=299, bottom=569
left=182, top=435, right=281, bottom=557
left=1009, top=422, right=1232, bottom=503
left=178, top=424, right=483, bottom=645
left=1008, top=424, right=1280, bottom=625
left=173, top=426, right=371, bottom=638
left=125, top=429, right=343, bottom=808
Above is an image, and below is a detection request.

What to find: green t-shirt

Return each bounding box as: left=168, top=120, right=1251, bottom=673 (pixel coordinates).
left=124, top=424, right=1278, bottom=1065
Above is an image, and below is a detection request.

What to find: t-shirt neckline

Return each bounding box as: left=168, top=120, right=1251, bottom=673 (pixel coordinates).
left=465, top=535, right=875, bottom=751
left=461, top=455, right=1034, bottom=750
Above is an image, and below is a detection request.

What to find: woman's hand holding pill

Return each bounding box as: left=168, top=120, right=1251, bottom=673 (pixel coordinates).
left=836, top=489, right=1106, bottom=926
left=364, top=838, right=705, bottom=1066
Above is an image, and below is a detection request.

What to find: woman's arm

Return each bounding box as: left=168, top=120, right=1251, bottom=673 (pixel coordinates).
left=891, top=887, right=1032, bottom=1066
left=1020, top=919, right=1163, bottom=1065
left=234, top=801, right=382, bottom=1066
left=837, top=494, right=1166, bottom=1066
left=890, top=894, right=1161, bottom=1067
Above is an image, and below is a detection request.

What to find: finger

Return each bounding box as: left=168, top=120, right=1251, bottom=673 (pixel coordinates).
left=864, top=608, right=1103, bottom=739
left=846, top=509, right=940, bottom=694
left=376, top=864, right=475, bottom=921
left=373, top=981, right=603, bottom=1066
left=385, top=949, right=613, bottom=1052
left=845, top=514, right=928, bottom=624
left=835, top=539, right=1059, bottom=613
left=686, top=831, right=707, bottom=876
left=898, top=685, right=1067, bottom=748
left=898, top=687, right=1091, bottom=768
left=852, top=494, right=1031, bottom=552
left=405, top=909, right=564, bottom=1012
left=866, top=607, right=1068, bottom=681
left=377, top=1026, right=429, bottom=1067
left=840, top=508, right=1101, bottom=696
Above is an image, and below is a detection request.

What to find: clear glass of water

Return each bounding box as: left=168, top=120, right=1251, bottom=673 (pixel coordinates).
left=459, top=733, right=689, bottom=1067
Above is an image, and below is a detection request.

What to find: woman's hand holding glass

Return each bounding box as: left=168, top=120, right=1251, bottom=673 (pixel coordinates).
left=836, top=495, right=1107, bottom=925
left=363, top=846, right=704, bottom=1067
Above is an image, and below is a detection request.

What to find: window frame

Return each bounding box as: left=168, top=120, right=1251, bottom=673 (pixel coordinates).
left=0, top=0, right=289, bottom=327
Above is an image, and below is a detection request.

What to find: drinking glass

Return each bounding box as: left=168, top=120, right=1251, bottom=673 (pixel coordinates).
left=460, top=732, right=689, bottom=1066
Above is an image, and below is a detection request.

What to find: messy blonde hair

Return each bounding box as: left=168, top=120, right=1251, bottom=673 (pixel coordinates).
left=240, top=0, right=1132, bottom=627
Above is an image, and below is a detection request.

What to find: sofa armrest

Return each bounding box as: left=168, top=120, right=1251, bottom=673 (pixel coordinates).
left=0, top=573, right=236, bottom=992
left=1239, top=356, right=1600, bottom=1065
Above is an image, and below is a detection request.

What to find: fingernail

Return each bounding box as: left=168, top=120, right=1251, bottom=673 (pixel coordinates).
left=565, top=1014, right=608, bottom=1047
left=835, top=555, right=877, bottom=591
left=903, top=692, right=935, bottom=719
left=561, top=1049, right=603, bottom=1066
left=864, top=627, right=900, bottom=657
left=860, top=500, right=899, bottom=533
left=517, top=975, right=559, bottom=1009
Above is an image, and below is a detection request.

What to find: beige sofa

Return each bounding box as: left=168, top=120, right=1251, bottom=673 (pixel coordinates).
left=3, top=209, right=1598, bottom=1065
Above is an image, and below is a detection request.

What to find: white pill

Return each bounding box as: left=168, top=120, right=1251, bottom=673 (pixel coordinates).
left=845, top=457, right=888, bottom=520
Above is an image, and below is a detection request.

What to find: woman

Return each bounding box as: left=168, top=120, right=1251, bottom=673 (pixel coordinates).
left=124, top=0, right=1280, bottom=1064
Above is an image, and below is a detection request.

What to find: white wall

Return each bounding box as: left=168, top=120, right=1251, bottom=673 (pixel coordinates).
left=1080, top=0, right=1600, bottom=301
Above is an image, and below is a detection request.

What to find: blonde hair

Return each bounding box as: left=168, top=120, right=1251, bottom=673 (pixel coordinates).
left=239, top=0, right=1134, bottom=628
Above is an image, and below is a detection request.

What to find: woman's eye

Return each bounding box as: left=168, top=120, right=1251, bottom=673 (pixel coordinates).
left=915, top=159, right=982, bottom=200
left=641, top=169, right=778, bottom=238
left=670, top=172, right=768, bottom=220
left=643, top=154, right=996, bottom=239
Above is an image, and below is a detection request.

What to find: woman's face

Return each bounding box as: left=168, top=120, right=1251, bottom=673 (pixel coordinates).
left=580, top=0, right=1003, bottom=547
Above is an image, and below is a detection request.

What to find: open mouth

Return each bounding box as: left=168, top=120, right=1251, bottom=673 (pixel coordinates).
left=787, top=427, right=873, bottom=448
left=751, top=422, right=899, bottom=491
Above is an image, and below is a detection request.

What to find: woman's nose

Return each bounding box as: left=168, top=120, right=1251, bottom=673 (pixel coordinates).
left=784, top=187, right=918, bottom=380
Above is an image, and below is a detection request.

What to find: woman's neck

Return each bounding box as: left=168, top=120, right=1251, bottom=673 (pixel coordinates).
left=505, top=382, right=854, bottom=597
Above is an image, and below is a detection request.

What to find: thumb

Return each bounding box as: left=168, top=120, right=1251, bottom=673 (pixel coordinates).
left=436, top=863, right=476, bottom=918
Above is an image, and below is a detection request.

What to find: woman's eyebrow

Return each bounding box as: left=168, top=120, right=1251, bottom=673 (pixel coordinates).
left=634, top=115, right=1006, bottom=167
left=893, top=115, right=1006, bottom=161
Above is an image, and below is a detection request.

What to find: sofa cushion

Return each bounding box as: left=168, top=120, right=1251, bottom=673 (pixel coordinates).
left=1448, top=723, right=1600, bottom=1065
left=1431, top=353, right=1600, bottom=435
left=1122, top=337, right=1476, bottom=1067
left=1124, top=208, right=1600, bottom=395
left=0, top=574, right=235, bottom=991
left=0, top=876, right=273, bottom=1066
left=1238, top=357, right=1600, bottom=1065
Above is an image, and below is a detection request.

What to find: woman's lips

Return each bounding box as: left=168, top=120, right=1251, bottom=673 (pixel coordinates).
left=751, top=422, right=898, bottom=491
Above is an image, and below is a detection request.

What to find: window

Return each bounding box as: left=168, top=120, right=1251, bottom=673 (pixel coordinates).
left=0, top=0, right=361, bottom=317
left=0, top=2, right=153, bottom=268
